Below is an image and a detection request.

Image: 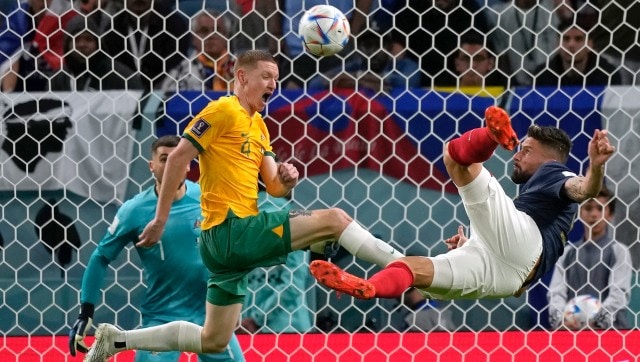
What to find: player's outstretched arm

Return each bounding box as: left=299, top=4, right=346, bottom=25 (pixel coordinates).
left=138, top=139, right=197, bottom=247
left=564, top=129, right=615, bottom=202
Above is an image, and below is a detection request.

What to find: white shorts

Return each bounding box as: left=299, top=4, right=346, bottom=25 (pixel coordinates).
left=422, top=167, right=542, bottom=299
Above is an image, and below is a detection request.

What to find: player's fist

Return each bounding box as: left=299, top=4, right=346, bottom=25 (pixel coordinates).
left=69, top=303, right=94, bottom=356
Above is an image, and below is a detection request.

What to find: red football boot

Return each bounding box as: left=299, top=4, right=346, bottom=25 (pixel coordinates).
left=310, top=260, right=375, bottom=299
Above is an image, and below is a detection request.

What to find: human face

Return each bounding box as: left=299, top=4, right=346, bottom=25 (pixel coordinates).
left=192, top=14, right=228, bottom=59
left=150, top=146, right=189, bottom=187
left=455, top=43, right=494, bottom=86
left=560, top=27, right=591, bottom=65
left=580, top=196, right=612, bottom=239
left=511, top=137, right=556, bottom=184
left=236, top=60, right=278, bottom=114
left=72, top=31, right=98, bottom=58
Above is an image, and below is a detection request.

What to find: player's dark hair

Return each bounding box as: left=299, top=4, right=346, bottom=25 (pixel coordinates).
left=234, top=49, right=276, bottom=72
left=527, top=125, right=572, bottom=163
left=151, top=135, right=180, bottom=154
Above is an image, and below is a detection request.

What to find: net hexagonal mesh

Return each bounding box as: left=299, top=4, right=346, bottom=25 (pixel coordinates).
left=1, top=0, right=639, bottom=361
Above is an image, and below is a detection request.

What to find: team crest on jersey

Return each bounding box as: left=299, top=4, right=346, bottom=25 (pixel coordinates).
left=193, top=219, right=201, bottom=229
left=190, top=118, right=211, bottom=138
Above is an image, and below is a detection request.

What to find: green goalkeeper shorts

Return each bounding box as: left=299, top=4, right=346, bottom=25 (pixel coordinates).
left=199, top=209, right=292, bottom=306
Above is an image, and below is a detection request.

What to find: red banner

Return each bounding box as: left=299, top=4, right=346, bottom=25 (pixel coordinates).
left=3, top=331, right=639, bottom=362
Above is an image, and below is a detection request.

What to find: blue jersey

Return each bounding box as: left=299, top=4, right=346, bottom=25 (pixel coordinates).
left=81, top=180, right=206, bottom=325
left=513, top=162, right=578, bottom=282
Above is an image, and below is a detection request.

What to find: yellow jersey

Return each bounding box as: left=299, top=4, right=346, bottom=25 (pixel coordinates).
left=183, top=95, right=275, bottom=229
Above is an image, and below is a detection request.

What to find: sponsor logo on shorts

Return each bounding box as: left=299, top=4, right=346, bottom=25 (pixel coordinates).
left=191, top=118, right=211, bottom=138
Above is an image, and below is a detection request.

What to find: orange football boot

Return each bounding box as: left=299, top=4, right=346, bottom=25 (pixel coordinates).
left=310, top=260, right=376, bottom=299
left=485, top=106, right=519, bottom=151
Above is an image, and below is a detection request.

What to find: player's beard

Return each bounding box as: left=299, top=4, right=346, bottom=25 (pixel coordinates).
left=510, top=168, right=530, bottom=184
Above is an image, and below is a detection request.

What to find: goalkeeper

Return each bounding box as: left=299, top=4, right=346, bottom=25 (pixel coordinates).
left=310, top=107, right=615, bottom=303
left=69, top=135, right=244, bottom=361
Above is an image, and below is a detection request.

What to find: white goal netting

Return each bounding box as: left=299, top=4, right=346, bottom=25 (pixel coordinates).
left=1, top=0, right=639, bottom=361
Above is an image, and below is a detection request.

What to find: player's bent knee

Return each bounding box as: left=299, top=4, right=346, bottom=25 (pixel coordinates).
left=200, top=333, right=232, bottom=354
left=403, top=256, right=435, bottom=288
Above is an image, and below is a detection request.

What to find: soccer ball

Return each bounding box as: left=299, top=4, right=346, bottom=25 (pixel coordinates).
left=298, top=5, right=351, bottom=57
left=563, top=294, right=602, bottom=328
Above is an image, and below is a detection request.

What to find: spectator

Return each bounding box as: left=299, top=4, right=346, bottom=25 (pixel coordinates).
left=71, top=0, right=121, bottom=34
left=31, top=0, right=78, bottom=72
left=239, top=187, right=314, bottom=334
left=396, top=0, right=493, bottom=88
left=50, top=15, right=144, bottom=91
left=554, top=0, right=640, bottom=72
left=533, top=18, right=622, bottom=87
left=434, top=31, right=507, bottom=95
left=548, top=186, right=632, bottom=330
left=399, top=288, right=455, bottom=332
left=307, top=29, right=420, bottom=93
left=102, top=0, right=190, bottom=91
left=232, top=0, right=281, bottom=56
left=487, top=0, right=560, bottom=86
left=0, top=0, right=51, bottom=92
left=160, top=9, right=234, bottom=94
left=0, top=0, right=44, bottom=69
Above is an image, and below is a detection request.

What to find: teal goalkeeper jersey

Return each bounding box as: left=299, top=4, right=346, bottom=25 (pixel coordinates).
left=81, top=180, right=207, bottom=325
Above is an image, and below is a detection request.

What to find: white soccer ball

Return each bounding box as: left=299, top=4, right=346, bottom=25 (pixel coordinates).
left=298, top=5, right=351, bottom=57
left=563, top=294, right=602, bottom=328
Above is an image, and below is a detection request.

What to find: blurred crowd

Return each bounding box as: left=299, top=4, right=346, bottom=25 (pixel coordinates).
left=2, top=0, right=638, bottom=96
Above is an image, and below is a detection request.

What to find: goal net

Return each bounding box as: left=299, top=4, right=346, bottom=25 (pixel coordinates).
left=1, top=0, right=639, bottom=361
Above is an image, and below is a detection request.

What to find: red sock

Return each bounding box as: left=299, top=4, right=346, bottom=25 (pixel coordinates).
left=447, top=127, right=498, bottom=166
left=369, top=261, right=414, bottom=298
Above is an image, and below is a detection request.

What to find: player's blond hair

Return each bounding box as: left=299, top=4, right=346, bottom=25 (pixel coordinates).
left=234, top=49, right=277, bottom=73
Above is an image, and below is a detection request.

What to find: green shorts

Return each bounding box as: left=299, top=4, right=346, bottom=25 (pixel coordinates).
left=199, top=209, right=292, bottom=306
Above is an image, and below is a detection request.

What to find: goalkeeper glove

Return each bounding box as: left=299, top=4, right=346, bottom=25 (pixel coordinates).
left=68, top=302, right=94, bottom=356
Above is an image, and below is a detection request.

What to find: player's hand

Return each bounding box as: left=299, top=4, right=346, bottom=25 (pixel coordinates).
left=137, top=218, right=165, bottom=247
left=278, top=162, right=299, bottom=188
left=69, top=303, right=94, bottom=356
left=444, top=225, right=467, bottom=251
left=588, top=129, right=615, bottom=168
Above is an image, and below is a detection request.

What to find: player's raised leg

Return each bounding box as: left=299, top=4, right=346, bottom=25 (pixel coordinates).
left=445, top=106, right=518, bottom=186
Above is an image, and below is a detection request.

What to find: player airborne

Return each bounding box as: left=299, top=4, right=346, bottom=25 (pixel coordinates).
left=311, top=107, right=616, bottom=303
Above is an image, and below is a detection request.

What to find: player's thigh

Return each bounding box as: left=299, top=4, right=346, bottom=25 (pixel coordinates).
left=201, top=302, right=243, bottom=352
left=288, top=208, right=351, bottom=250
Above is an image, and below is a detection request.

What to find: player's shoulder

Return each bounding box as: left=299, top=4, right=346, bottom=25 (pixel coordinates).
left=202, top=95, right=240, bottom=114
left=118, top=186, right=157, bottom=216
left=537, top=161, right=576, bottom=178
left=184, top=180, right=202, bottom=200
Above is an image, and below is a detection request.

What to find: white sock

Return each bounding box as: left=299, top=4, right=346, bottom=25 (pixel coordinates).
left=125, top=321, right=203, bottom=353
left=338, top=221, right=404, bottom=267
